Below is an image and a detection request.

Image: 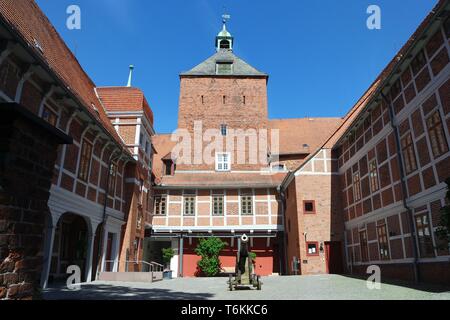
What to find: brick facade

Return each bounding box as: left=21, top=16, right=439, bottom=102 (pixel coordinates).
left=177, top=77, right=269, bottom=171
left=0, top=103, right=71, bottom=299
left=335, top=15, right=450, bottom=285
left=0, top=0, right=448, bottom=295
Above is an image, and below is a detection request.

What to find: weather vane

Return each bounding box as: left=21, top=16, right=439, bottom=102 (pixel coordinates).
left=222, top=6, right=231, bottom=24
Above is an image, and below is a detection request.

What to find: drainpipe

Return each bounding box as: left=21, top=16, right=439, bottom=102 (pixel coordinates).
left=179, top=233, right=184, bottom=278
left=381, top=92, right=420, bottom=283
left=278, top=186, right=289, bottom=276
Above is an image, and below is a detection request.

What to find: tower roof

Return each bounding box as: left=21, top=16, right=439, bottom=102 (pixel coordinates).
left=180, top=50, right=267, bottom=77
left=217, top=23, right=232, bottom=38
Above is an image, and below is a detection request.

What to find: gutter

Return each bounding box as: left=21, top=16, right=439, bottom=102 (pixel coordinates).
left=381, top=92, right=420, bottom=283
left=153, top=183, right=282, bottom=190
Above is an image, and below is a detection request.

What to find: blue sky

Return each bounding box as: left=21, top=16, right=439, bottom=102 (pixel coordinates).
left=36, top=0, right=437, bottom=133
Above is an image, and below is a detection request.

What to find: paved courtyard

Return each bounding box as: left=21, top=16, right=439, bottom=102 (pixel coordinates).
left=42, top=275, right=450, bottom=300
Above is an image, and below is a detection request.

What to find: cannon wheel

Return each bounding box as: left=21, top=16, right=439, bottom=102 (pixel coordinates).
left=257, top=276, right=262, bottom=291
left=228, top=275, right=234, bottom=291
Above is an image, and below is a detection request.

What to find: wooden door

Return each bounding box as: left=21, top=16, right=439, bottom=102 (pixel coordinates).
left=325, top=241, right=344, bottom=274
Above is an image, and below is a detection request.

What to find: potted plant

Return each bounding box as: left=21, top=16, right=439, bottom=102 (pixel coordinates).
left=162, top=247, right=174, bottom=280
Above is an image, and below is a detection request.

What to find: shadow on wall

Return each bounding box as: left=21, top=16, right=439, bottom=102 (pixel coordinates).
left=329, top=165, right=346, bottom=275
left=42, top=283, right=214, bottom=300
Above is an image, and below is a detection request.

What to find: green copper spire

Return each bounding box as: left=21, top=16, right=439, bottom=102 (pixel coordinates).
left=216, top=14, right=233, bottom=52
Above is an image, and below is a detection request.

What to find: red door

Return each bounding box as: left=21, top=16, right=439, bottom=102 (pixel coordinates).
left=325, top=242, right=344, bottom=274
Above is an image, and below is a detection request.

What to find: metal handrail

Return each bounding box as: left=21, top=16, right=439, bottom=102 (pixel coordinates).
left=103, top=260, right=164, bottom=272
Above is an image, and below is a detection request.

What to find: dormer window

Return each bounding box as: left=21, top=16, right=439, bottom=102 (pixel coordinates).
left=163, top=159, right=176, bottom=176
left=216, top=62, right=233, bottom=75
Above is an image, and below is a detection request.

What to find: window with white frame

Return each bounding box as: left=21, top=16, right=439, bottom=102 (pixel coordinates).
left=216, top=153, right=231, bottom=172
left=183, top=196, right=195, bottom=216
left=153, top=196, right=167, bottom=215
left=212, top=195, right=224, bottom=216
left=241, top=196, right=253, bottom=215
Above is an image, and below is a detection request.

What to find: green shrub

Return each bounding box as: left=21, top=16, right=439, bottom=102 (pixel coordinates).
left=195, top=237, right=227, bottom=277
left=162, top=247, right=174, bottom=269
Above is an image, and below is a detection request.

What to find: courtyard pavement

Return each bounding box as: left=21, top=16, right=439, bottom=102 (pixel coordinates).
left=42, top=274, right=450, bottom=300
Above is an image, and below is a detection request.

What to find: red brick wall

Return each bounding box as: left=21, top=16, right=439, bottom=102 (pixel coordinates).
left=177, top=77, right=269, bottom=171
left=338, top=25, right=450, bottom=279
left=0, top=106, right=70, bottom=299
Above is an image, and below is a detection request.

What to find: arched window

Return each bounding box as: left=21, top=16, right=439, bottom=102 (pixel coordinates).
left=220, top=40, right=230, bottom=49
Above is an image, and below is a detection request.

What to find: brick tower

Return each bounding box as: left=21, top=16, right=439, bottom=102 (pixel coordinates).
left=176, top=19, right=270, bottom=171
left=149, top=18, right=285, bottom=278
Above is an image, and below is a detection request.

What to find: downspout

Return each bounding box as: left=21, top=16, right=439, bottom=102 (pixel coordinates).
left=278, top=186, right=289, bottom=276
left=179, top=233, right=184, bottom=278
left=381, top=92, right=420, bottom=283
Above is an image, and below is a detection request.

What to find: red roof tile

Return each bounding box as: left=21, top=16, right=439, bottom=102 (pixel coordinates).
left=323, top=0, right=447, bottom=149
left=0, top=0, right=130, bottom=154
left=283, top=0, right=447, bottom=187
left=152, top=134, right=177, bottom=179
left=270, top=118, right=342, bottom=155
left=158, top=172, right=286, bottom=188
left=96, top=87, right=154, bottom=126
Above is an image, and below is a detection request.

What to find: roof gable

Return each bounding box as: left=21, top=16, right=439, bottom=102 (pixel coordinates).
left=180, top=50, right=267, bottom=77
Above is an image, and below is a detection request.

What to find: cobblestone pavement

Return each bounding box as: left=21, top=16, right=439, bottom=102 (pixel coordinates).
left=42, top=274, right=450, bottom=300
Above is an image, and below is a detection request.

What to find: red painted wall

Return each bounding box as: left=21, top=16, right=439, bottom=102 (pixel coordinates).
left=181, top=237, right=274, bottom=277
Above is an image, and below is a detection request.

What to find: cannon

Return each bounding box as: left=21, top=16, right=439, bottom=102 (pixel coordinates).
left=228, top=234, right=262, bottom=291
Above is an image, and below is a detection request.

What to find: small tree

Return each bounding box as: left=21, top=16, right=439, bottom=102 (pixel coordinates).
left=195, top=237, right=227, bottom=277
left=162, top=247, right=174, bottom=270
left=436, top=178, right=450, bottom=249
